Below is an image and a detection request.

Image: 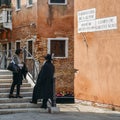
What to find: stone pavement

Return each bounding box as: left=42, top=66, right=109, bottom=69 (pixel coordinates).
left=0, top=101, right=120, bottom=120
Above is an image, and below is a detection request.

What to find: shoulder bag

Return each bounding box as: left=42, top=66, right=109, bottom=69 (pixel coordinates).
left=7, top=60, right=19, bottom=73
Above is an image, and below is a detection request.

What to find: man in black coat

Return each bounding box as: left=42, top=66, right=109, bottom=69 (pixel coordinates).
left=30, top=54, right=55, bottom=109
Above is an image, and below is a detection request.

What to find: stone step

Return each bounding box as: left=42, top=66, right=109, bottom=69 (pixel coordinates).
left=0, top=79, right=28, bottom=83
left=0, top=92, right=32, bottom=98
left=0, top=97, right=42, bottom=104
left=0, top=83, right=31, bottom=88
left=0, top=79, right=13, bottom=83
left=0, top=69, right=43, bottom=115
left=0, top=70, right=12, bottom=75
left=0, top=87, right=33, bottom=93
left=0, top=108, right=48, bottom=115
left=0, top=75, right=12, bottom=79
left=0, top=102, right=41, bottom=109
left=0, top=97, right=32, bottom=103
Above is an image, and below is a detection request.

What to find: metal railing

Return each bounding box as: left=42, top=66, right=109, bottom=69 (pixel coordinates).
left=0, top=50, right=9, bottom=69
left=23, top=47, right=41, bottom=83
left=0, top=49, right=56, bottom=107
left=0, top=48, right=41, bottom=83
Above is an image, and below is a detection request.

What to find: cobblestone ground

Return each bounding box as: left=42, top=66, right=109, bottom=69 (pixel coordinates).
left=0, top=101, right=120, bottom=120
left=0, top=112, right=120, bottom=120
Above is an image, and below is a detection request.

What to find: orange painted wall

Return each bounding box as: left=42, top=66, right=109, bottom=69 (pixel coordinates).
left=74, top=0, right=120, bottom=106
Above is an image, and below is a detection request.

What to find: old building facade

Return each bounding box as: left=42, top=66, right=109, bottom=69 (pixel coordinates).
left=36, top=0, right=74, bottom=96
left=0, top=1, right=11, bottom=45
left=0, top=0, right=74, bottom=97
left=1, top=0, right=120, bottom=108
left=74, top=0, right=120, bottom=107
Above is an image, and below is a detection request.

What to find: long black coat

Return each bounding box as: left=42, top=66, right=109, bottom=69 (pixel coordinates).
left=33, top=60, right=55, bottom=99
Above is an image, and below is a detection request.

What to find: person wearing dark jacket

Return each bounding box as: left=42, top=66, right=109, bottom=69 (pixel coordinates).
left=9, top=49, right=27, bottom=98
left=30, top=54, right=55, bottom=109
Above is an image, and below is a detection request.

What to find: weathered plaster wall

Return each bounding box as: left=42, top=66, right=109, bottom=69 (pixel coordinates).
left=74, top=0, right=120, bottom=106
left=12, top=0, right=37, bottom=41
left=36, top=0, right=74, bottom=94
left=11, top=0, right=74, bottom=95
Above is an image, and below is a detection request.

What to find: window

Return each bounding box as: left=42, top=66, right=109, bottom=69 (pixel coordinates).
left=16, top=41, right=20, bottom=49
left=0, top=0, right=11, bottom=7
left=28, top=0, right=32, bottom=5
left=27, top=40, right=33, bottom=58
left=7, top=10, right=12, bottom=23
left=48, top=38, right=68, bottom=58
left=8, top=42, right=11, bottom=57
left=26, top=0, right=33, bottom=7
left=16, top=0, right=21, bottom=10
left=48, top=0, right=67, bottom=5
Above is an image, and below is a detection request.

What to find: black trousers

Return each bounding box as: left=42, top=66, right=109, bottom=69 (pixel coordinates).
left=10, top=83, right=20, bottom=95
left=41, top=98, right=54, bottom=107
left=42, top=99, right=48, bottom=107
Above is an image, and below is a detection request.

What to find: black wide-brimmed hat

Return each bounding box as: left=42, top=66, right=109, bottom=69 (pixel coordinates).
left=44, top=54, right=52, bottom=60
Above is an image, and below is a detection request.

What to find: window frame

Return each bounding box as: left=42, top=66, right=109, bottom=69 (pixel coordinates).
left=15, top=40, right=21, bottom=50
left=7, top=10, right=12, bottom=23
left=26, top=0, right=33, bottom=8
left=48, top=0, right=67, bottom=5
left=47, top=37, right=68, bottom=58
left=26, top=39, right=34, bottom=59
left=16, top=0, right=21, bottom=11
left=8, top=42, right=12, bottom=57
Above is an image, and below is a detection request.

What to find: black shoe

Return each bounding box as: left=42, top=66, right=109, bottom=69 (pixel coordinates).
left=16, top=95, right=23, bottom=98
left=9, top=94, right=15, bottom=98
left=30, top=101, right=37, bottom=104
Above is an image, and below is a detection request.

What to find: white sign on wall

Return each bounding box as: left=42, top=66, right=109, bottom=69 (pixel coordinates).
left=96, top=16, right=117, bottom=31
left=78, top=20, right=95, bottom=33
left=78, top=8, right=117, bottom=33
left=78, top=8, right=96, bottom=22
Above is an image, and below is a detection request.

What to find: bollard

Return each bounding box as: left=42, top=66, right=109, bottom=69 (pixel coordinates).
left=52, top=77, right=56, bottom=107
left=48, top=77, right=60, bottom=113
